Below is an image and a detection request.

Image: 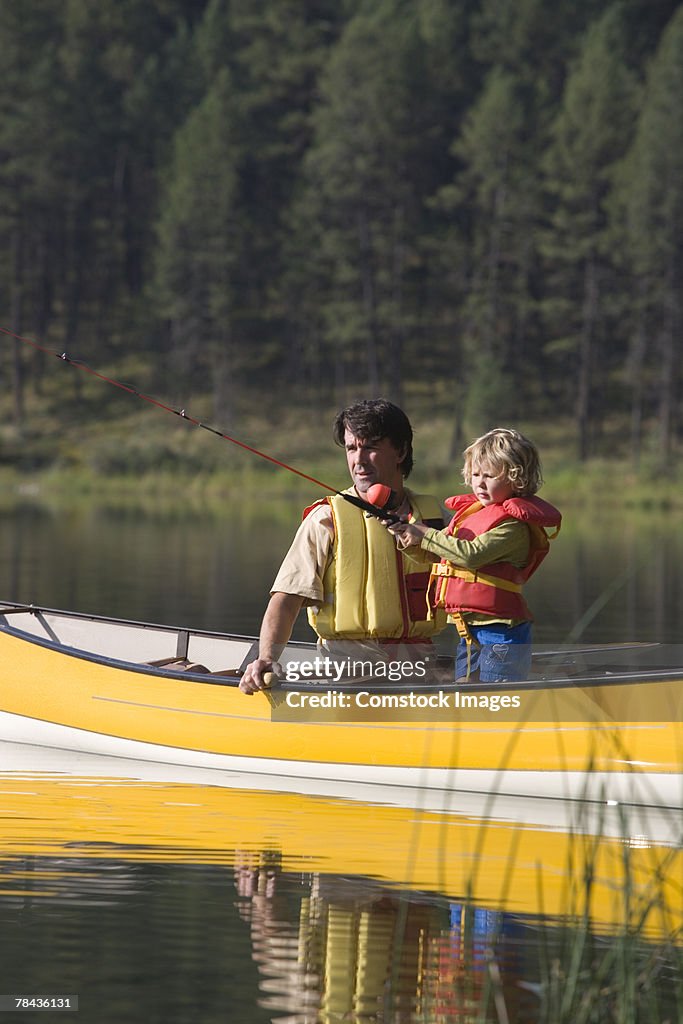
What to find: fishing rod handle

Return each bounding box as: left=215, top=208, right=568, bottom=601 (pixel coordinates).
left=340, top=492, right=404, bottom=524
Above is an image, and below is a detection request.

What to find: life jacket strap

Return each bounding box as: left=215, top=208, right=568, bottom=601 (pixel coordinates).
left=429, top=562, right=523, bottom=594
left=451, top=611, right=476, bottom=680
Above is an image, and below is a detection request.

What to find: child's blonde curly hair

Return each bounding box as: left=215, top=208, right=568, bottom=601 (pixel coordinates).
left=462, top=428, right=543, bottom=496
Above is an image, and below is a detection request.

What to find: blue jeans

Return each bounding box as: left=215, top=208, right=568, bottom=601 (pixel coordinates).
left=455, top=621, right=532, bottom=682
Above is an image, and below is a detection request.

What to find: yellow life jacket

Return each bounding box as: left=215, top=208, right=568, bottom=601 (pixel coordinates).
left=307, top=490, right=447, bottom=641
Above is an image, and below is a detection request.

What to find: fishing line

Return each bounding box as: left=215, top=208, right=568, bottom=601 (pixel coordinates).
left=1, top=326, right=402, bottom=521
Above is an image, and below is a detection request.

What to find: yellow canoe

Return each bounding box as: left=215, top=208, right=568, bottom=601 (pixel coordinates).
left=1, top=603, right=682, bottom=807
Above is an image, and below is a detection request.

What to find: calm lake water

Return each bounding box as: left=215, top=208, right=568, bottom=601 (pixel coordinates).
left=0, top=499, right=682, bottom=1023
left=2, top=498, right=683, bottom=644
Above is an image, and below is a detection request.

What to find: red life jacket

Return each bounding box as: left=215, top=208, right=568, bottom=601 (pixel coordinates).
left=428, top=493, right=561, bottom=621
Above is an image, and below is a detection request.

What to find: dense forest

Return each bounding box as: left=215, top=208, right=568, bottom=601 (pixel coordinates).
left=1, top=0, right=682, bottom=466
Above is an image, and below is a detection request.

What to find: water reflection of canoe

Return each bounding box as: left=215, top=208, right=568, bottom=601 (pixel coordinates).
left=2, top=764, right=680, bottom=1022
left=0, top=765, right=680, bottom=938
left=1, top=602, right=682, bottom=808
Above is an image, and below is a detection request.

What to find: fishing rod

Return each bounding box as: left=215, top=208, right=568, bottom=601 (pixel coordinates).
left=1, top=326, right=404, bottom=523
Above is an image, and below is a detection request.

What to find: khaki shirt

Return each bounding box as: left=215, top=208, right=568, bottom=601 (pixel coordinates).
left=271, top=502, right=334, bottom=606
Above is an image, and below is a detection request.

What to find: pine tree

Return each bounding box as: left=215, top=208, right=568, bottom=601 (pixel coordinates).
left=611, top=6, right=683, bottom=459
left=0, top=0, right=68, bottom=425
left=441, top=68, right=539, bottom=435
left=154, top=69, right=245, bottom=415
left=541, top=4, right=639, bottom=459
left=293, top=0, right=438, bottom=402
left=58, top=0, right=206, bottom=346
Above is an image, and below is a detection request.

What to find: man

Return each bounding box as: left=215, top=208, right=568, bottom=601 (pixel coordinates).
left=239, top=399, right=445, bottom=694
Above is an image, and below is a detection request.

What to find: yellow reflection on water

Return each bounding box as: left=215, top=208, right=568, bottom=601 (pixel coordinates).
left=0, top=763, right=681, bottom=938
left=1, top=759, right=681, bottom=1024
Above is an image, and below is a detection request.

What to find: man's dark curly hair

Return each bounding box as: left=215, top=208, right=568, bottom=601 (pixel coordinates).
left=332, top=399, right=414, bottom=478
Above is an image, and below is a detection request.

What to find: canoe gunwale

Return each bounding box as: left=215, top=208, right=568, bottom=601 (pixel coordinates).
left=0, top=601, right=315, bottom=648
left=1, top=603, right=682, bottom=696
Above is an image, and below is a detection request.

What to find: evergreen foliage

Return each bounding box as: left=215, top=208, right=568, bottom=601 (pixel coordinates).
left=0, top=0, right=681, bottom=461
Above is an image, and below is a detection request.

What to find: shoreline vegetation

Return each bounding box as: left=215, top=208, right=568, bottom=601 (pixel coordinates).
left=2, top=402, right=681, bottom=513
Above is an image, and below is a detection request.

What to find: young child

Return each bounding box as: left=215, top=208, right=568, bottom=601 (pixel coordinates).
left=388, top=428, right=561, bottom=682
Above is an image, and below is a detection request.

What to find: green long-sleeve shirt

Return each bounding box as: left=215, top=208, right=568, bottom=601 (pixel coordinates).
left=420, top=520, right=530, bottom=568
